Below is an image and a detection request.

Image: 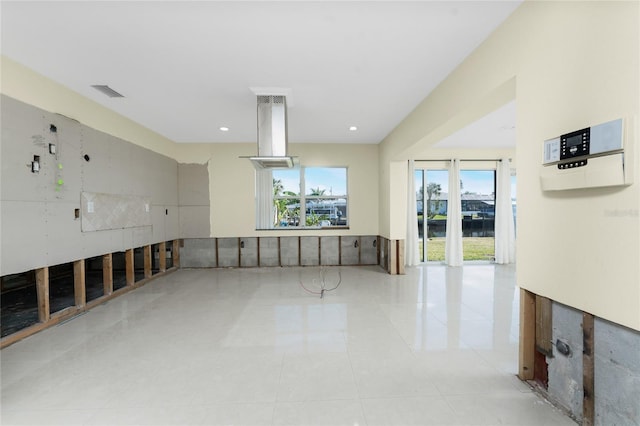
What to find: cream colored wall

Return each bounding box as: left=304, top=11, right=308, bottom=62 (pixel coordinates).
left=174, top=142, right=379, bottom=238
left=2, top=54, right=380, bottom=240
left=380, top=1, right=639, bottom=330
left=1, top=56, right=176, bottom=158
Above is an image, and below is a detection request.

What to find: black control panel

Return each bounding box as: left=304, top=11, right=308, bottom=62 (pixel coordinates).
left=557, top=159, right=587, bottom=169
left=560, top=127, right=589, bottom=160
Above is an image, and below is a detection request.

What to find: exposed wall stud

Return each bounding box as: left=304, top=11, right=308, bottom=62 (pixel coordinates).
left=35, top=267, right=50, bottom=323
left=103, top=253, right=113, bottom=295
left=73, top=259, right=86, bottom=308
left=143, top=245, right=152, bottom=278
left=519, top=289, right=536, bottom=380
left=172, top=240, right=180, bottom=268
left=158, top=242, right=167, bottom=272
left=125, top=249, right=135, bottom=286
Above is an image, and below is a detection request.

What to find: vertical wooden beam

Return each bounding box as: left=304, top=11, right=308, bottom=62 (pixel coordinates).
left=36, top=267, right=50, bottom=323
left=256, top=237, right=261, bottom=267
left=172, top=239, right=180, bottom=268
left=535, top=295, right=553, bottom=356
left=518, top=289, right=536, bottom=380
left=583, top=312, right=595, bottom=426
left=73, top=259, right=86, bottom=308
left=390, top=240, right=397, bottom=275
left=158, top=241, right=167, bottom=272
left=125, top=248, right=135, bottom=286
left=277, top=237, right=282, bottom=267
left=397, top=240, right=405, bottom=274
left=103, top=253, right=113, bottom=295
left=215, top=238, right=219, bottom=267
left=143, top=245, right=152, bottom=278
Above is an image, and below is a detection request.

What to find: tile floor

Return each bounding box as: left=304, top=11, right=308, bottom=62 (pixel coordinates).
left=0, top=264, right=576, bottom=425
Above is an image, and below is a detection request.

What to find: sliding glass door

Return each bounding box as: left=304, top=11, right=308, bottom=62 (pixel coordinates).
left=415, top=169, right=448, bottom=262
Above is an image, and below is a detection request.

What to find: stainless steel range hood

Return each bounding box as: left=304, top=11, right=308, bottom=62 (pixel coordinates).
left=245, top=95, right=295, bottom=169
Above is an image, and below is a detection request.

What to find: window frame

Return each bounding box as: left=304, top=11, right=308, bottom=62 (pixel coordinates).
left=270, top=166, right=349, bottom=230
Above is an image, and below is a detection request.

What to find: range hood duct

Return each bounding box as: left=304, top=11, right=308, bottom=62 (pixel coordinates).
left=247, top=95, right=295, bottom=169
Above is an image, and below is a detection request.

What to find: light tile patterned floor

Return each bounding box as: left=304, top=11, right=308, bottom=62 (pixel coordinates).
left=1, top=264, right=576, bottom=425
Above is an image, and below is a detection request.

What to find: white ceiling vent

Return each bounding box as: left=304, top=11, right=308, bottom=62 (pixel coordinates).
left=91, top=85, right=125, bottom=98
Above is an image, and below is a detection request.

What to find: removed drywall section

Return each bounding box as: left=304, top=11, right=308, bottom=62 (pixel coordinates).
left=594, top=317, right=640, bottom=425
left=178, top=163, right=211, bottom=238
left=180, top=239, right=217, bottom=268
left=548, top=301, right=583, bottom=423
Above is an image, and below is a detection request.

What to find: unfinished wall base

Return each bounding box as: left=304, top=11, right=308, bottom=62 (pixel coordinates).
left=521, top=294, right=640, bottom=425
left=180, top=236, right=405, bottom=274
left=0, top=240, right=180, bottom=348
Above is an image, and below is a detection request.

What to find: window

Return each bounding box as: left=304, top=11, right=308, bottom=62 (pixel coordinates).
left=258, top=167, right=348, bottom=229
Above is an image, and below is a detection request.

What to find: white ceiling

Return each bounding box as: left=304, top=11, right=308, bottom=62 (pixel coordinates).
left=434, top=100, right=516, bottom=149
left=1, top=1, right=521, bottom=145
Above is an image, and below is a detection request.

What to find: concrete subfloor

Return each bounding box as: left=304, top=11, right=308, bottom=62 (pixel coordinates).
left=0, top=264, right=576, bottom=425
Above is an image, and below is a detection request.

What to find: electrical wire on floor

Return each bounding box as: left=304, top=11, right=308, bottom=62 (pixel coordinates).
left=299, top=266, right=342, bottom=299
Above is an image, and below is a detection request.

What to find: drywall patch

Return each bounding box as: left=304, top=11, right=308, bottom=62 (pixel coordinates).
left=81, top=192, right=152, bottom=232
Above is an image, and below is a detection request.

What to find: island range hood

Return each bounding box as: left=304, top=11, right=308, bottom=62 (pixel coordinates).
left=245, top=95, right=296, bottom=169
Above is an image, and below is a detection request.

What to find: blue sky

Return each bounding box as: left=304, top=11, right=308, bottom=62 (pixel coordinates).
left=415, top=170, right=517, bottom=197
left=274, top=167, right=347, bottom=196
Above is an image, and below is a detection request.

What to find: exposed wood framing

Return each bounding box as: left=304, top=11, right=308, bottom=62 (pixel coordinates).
left=583, top=312, right=595, bottom=426
left=215, top=238, right=219, bottom=267
left=277, top=237, right=282, bottom=267
left=144, top=245, right=152, bottom=278
left=158, top=241, right=166, bottom=272
left=535, top=295, right=553, bottom=357
left=389, top=240, right=397, bottom=274
left=518, top=289, right=536, bottom=380
left=2, top=241, right=178, bottom=349
left=102, top=253, right=113, bottom=296
left=397, top=240, right=405, bottom=275
left=35, top=267, right=50, bottom=323
left=256, top=237, right=261, bottom=267
left=73, top=259, right=86, bottom=308
left=125, top=248, right=135, bottom=286
left=172, top=240, right=181, bottom=268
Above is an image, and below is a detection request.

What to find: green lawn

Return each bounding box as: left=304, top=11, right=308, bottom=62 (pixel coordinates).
left=419, top=237, right=495, bottom=261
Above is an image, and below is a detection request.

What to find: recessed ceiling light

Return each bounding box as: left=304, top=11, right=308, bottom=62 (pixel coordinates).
left=219, top=127, right=229, bottom=132
left=349, top=126, right=358, bottom=131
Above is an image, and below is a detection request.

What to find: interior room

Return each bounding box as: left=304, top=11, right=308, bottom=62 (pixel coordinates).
left=1, top=1, right=638, bottom=425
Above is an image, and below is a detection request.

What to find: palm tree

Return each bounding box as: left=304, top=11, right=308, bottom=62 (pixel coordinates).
left=309, top=187, right=326, bottom=196
left=426, top=182, right=442, bottom=219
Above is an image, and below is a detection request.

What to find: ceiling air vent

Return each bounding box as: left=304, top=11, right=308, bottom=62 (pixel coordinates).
left=91, top=85, right=125, bottom=98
